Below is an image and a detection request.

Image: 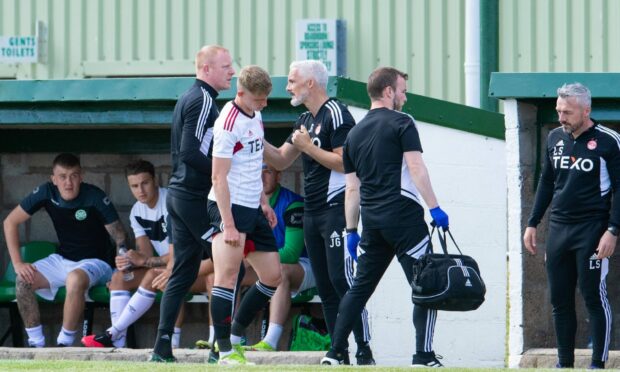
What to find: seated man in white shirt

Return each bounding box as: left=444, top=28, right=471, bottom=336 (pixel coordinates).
left=82, top=159, right=211, bottom=348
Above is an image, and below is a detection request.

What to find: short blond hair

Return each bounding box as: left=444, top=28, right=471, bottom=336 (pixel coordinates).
left=195, top=45, right=228, bottom=72
left=237, top=65, right=272, bottom=95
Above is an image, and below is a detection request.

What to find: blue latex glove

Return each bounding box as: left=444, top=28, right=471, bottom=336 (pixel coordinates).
left=430, top=206, right=449, bottom=230
left=345, top=229, right=360, bottom=261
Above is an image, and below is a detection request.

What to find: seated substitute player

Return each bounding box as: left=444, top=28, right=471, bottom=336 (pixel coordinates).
left=3, top=153, right=127, bottom=347
left=242, top=163, right=314, bottom=351
left=81, top=159, right=211, bottom=348
left=208, top=65, right=281, bottom=365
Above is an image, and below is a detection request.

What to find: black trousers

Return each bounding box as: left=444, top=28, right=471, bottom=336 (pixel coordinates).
left=331, top=224, right=437, bottom=355
left=304, top=207, right=370, bottom=347
left=546, top=219, right=612, bottom=365
left=156, top=192, right=212, bottom=337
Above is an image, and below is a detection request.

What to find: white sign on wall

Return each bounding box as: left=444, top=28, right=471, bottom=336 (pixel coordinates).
left=295, top=19, right=346, bottom=76
left=0, top=21, right=47, bottom=64
left=0, top=36, right=37, bottom=63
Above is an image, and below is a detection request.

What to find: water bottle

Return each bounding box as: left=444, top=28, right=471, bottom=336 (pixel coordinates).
left=118, top=245, right=134, bottom=281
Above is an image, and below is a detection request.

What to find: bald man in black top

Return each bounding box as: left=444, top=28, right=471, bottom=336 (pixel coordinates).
left=151, top=45, right=235, bottom=362
left=321, top=67, right=449, bottom=367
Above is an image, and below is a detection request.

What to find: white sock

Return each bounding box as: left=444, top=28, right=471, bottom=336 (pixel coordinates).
left=208, top=325, right=215, bottom=344
left=25, top=325, right=45, bottom=347
left=111, top=332, right=126, bottom=348
left=109, top=290, right=131, bottom=346
left=230, top=334, right=242, bottom=345
left=172, top=327, right=181, bottom=348
left=263, top=322, right=283, bottom=349
left=56, top=326, right=77, bottom=346
left=111, top=287, right=156, bottom=340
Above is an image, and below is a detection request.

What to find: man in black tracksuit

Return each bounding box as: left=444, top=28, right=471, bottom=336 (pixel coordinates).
left=524, top=83, right=618, bottom=369
left=263, top=60, right=374, bottom=365
left=151, top=45, right=235, bottom=362
left=320, top=67, right=449, bottom=367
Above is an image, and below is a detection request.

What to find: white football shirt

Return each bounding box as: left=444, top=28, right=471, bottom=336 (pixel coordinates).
left=208, top=101, right=264, bottom=208
left=129, top=187, right=169, bottom=256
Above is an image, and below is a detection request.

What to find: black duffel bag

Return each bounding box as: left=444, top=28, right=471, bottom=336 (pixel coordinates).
left=410, top=226, right=485, bottom=311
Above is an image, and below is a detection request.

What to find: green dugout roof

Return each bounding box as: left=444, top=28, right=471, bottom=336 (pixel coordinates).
left=489, top=72, right=620, bottom=123
left=0, top=77, right=504, bottom=153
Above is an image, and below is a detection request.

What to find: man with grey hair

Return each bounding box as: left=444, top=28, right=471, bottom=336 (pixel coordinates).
left=263, top=60, right=374, bottom=365
left=524, top=82, right=618, bottom=369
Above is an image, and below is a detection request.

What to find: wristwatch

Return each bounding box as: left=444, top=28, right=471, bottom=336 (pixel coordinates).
left=607, top=225, right=619, bottom=237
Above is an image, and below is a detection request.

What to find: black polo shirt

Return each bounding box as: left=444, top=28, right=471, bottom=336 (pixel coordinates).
left=20, top=182, right=119, bottom=264
left=343, top=107, right=425, bottom=229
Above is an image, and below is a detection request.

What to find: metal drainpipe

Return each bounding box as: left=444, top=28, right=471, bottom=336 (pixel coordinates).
left=480, top=0, right=499, bottom=112
left=465, top=0, right=481, bottom=108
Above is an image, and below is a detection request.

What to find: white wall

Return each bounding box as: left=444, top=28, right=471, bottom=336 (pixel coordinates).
left=347, top=106, right=507, bottom=367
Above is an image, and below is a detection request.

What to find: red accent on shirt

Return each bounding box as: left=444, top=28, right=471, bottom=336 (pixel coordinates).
left=224, top=106, right=240, bottom=131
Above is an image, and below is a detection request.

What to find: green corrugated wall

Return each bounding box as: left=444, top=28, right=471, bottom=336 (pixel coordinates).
left=0, top=0, right=618, bottom=105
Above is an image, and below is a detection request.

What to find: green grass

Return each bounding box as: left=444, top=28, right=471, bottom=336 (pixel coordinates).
left=0, top=360, right=592, bottom=371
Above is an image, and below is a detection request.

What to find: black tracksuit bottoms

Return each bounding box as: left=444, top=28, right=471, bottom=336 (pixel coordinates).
left=304, top=207, right=371, bottom=348
left=331, top=224, right=437, bottom=356
left=546, top=219, right=612, bottom=366
left=156, top=193, right=212, bottom=342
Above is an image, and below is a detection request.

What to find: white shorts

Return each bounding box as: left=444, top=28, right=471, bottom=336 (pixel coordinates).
left=290, top=257, right=316, bottom=297
left=33, top=254, right=113, bottom=301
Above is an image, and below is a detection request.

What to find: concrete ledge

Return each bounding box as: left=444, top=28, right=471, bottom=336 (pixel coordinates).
left=0, top=347, right=323, bottom=365
left=520, top=348, right=620, bottom=369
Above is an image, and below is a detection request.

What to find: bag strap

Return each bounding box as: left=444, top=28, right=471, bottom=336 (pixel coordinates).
left=429, top=225, right=448, bottom=256
left=430, top=223, right=463, bottom=256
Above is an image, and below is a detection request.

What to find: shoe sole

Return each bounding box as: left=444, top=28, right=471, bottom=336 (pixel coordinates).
left=320, top=357, right=342, bottom=365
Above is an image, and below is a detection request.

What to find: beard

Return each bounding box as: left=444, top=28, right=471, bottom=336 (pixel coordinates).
left=561, top=120, right=583, bottom=135
left=393, top=97, right=403, bottom=111
left=290, top=91, right=309, bottom=107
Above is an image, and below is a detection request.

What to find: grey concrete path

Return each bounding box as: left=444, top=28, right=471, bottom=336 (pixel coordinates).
left=520, top=348, right=620, bottom=369
left=0, top=347, right=323, bottom=365
left=2, top=346, right=620, bottom=368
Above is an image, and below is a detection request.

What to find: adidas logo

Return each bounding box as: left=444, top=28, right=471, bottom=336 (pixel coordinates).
left=161, top=335, right=170, bottom=341
left=555, top=140, right=564, bottom=147
left=465, top=279, right=472, bottom=287
left=330, top=231, right=340, bottom=239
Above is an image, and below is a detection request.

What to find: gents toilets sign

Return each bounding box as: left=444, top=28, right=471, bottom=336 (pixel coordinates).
left=0, top=21, right=47, bottom=64
left=0, top=35, right=38, bottom=63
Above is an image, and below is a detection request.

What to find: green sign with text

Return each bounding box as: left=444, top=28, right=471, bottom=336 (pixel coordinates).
left=296, top=19, right=346, bottom=76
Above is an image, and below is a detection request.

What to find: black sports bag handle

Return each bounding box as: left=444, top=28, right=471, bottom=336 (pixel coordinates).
left=429, top=223, right=463, bottom=256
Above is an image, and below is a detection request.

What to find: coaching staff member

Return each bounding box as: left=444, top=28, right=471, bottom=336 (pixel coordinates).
left=264, top=60, right=373, bottom=365
left=321, top=67, right=449, bottom=367
left=524, top=83, right=617, bottom=369
left=151, top=45, right=235, bottom=362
